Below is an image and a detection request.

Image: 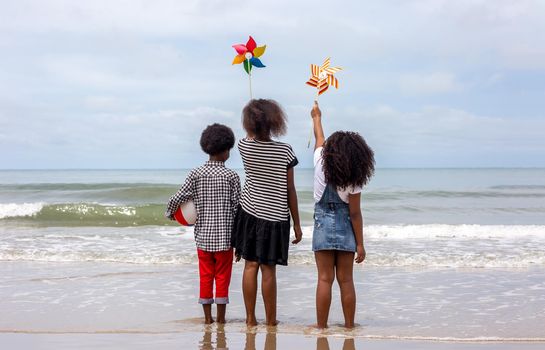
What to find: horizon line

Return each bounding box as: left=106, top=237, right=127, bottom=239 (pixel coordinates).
left=1, top=167, right=545, bottom=171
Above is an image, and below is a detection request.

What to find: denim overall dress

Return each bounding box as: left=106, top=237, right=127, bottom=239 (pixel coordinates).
left=312, top=183, right=357, bottom=252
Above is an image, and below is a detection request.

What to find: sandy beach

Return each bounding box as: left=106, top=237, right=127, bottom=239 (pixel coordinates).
left=2, top=332, right=545, bottom=350
left=2, top=169, right=545, bottom=349
left=1, top=261, right=544, bottom=349
left=3, top=0, right=545, bottom=345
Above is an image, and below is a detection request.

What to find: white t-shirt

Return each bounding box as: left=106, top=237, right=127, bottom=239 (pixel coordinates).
left=314, top=147, right=362, bottom=203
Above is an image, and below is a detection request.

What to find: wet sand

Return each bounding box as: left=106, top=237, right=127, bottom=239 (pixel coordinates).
left=2, top=262, right=545, bottom=339
left=2, top=330, right=545, bottom=350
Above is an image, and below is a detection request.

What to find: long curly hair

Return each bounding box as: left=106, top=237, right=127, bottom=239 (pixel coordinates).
left=322, top=131, right=375, bottom=190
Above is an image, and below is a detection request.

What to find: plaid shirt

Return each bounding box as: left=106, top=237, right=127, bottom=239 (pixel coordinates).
left=166, top=161, right=241, bottom=252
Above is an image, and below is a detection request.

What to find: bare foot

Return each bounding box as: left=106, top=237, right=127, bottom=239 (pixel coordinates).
left=344, top=322, right=359, bottom=329
left=265, top=320, right=279, bottom=326
left=246, top=317, right=258, bottom=327
left=311, top=323, right=328, bottom=329
left=203, top=304, right=213, bottom=325
left=216, top=318, right=226, bottom=324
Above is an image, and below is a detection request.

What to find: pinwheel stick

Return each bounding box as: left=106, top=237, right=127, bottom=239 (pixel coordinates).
left=247, top=60, right=253, bottom=100
left=307, top=89, right=320, bottom=148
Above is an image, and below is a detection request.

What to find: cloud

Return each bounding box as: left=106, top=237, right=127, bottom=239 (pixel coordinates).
left=1, top=0, right=545, bottom=168
left=317, top=104, right=545, bottom=168
left=2, top=96, right=545, bottom=168
left=83, top=96, right=124, bottom=110
left=398, top=72, right=462, bottom=95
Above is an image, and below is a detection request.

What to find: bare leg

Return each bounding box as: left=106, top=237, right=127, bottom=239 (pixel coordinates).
left=260, top=264, right=278, bottom=326
left=216, top=304, right=226, bottom=324
left=264, top=330, right=277, bottom=350
left=202, top=304, right=214, bottom=324
left=201, top=328, right=213, bottom=350
left=336, top=251, right=356, bottom=328
left=317, top=337, right=330, bottom=350
left=315, top=251, right=335, bottom=328
left=244, top=332, right=256, bottom=350
left=342, top=337, right=356, bottom=350
left=216, top=323, right=227, bottom=348
left=243, top=260, right=259, bottom=326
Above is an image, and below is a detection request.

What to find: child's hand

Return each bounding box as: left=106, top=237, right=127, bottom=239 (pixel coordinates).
left=292, top=225, right=303, bottom=244
left=311, top=101, right=322, bottom=119
left=355, top=244, right=366, bottom=263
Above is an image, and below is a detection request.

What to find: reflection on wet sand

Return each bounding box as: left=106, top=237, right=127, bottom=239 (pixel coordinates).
left=317, top=337, right=355, bottom=350
left=199, top=325, right=356, bottom=350
left=244, top=329, right=276, bottom=350
left=199, top=324, right=227, bottom=350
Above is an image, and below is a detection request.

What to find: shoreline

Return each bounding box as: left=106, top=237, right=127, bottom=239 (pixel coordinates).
left=2, top=262, right=544, bottom=341
left=1, top=329, right=545, bottom=343
left=2, top=332, right=545, bottom=350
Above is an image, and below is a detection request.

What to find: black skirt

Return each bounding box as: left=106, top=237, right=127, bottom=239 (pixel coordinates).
left=231, top=206, right=291, bottom=266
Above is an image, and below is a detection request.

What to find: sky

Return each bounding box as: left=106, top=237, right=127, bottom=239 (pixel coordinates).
left=1, top=0, right=545, bottom=169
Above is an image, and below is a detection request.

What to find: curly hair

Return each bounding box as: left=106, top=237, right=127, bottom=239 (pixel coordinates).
left=242, top=99, right=287, bottom=140
left=322, top=131, right=375, bottom=190
left=199, top=123, right=235, bottom=156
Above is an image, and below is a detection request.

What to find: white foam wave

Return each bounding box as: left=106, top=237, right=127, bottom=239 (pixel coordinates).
left=0, top=203, right=44, bottom=219
left=53, top=203, right=137, bottom=216
left=1, top=225, right=545, bottom=267
left=2, top=248, right=545, bottom=268
left=301, top=224, right=545, bottom=240
left=0, top=250, right=197, bottom=265
left=286, top=252, right=545, bottom=268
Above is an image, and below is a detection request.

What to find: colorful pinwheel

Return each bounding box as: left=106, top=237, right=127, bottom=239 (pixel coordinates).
left=232, top=36, right=266, bottom=74
left=306, top=57, right=342, bottom=96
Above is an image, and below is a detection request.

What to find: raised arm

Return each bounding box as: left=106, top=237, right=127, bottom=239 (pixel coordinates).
left=287, top=167, right=302, bottom=244
left=348, top=192, right=366, bottom=263
left=311, top=101, right=326, bottom=150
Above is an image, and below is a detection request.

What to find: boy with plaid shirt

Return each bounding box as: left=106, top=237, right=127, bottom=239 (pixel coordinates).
left=166, top=123, right=240, bottom=324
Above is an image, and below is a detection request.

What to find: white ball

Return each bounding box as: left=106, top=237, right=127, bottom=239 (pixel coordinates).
left=174, top=200, right=197, bottom=226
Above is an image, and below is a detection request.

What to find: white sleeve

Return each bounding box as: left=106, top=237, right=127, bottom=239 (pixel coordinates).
left=313, top=147, right=323, bottom=167
left=350, top=185, right=363, bottom=194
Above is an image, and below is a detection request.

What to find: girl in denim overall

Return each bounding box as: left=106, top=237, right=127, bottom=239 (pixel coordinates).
left=310, top=101, right=375, bottom=329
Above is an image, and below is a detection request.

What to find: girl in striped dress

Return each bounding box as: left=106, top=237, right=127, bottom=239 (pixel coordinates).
left=232, top=99, right=303, bottom=326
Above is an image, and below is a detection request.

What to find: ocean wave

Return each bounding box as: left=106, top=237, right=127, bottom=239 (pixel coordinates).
left=490, top=185, right=545, bottom=190
left=1, top=225, right=545, bottom=267
left=3, top=199, right=545, bottom=227
left=0, top=202, right=173, bottom=226
left=0, top=183, right=168, bottom=190
left=0, top=250, right=196, bottom=265
left=364, top=190, right=545, bottom=200
left=0, top=183, right=179, bottom=204
left=365, top=224, right=545, bottom=239
left=2, top=246, right=544, bottom=268
left=3, top=183, right=545, bottom=207
left=0, top=202, right=44, bottom=219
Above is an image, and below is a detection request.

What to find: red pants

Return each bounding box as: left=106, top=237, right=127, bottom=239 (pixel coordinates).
left=197, top=248, right=233, bottom=304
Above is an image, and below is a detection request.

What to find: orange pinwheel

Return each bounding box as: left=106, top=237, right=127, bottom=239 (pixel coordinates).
left=306, top=57, right=342, bottom=95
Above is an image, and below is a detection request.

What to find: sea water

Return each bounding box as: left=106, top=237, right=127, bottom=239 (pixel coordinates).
left=1, top=169, right=544, bottom=341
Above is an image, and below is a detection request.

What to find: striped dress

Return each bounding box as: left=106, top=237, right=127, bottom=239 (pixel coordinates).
left=232, top=138, right=298, bottom=265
